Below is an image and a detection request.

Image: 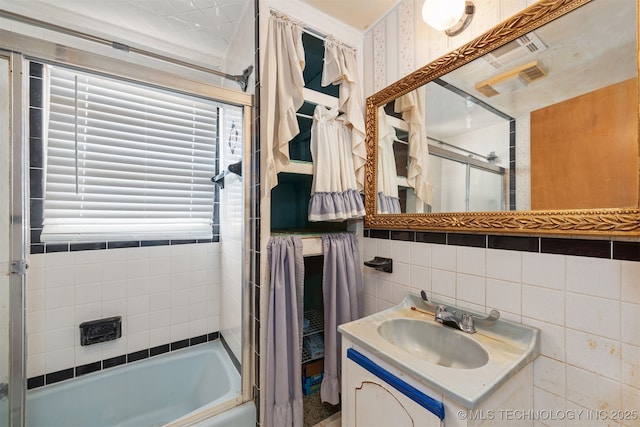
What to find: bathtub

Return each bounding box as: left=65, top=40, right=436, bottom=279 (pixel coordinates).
left=24, top=340, right=254, bottom=427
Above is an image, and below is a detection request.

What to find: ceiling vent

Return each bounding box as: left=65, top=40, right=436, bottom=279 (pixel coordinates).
left=475, top=61, right=547, bottom=97
left=482, top=32, right=547, bottom=69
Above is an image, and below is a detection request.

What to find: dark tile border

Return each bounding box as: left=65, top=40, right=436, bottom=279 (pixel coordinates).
left=170, top=339, right=190, bottom=351
left=220, top=334, right=241, bottom=374
left=613, top=241, right=640, bottom=261
left=540, top=238, right=611, bottom=259
left=369, top=229, right=390, bottom=240
left=108, top=241, right=140, bottom=249
left=150, top=344, right=170, bottom=357
left=415, top=232, right=447, bottom=245
left=488, top=235, right=539, bottom=252
left=190, top=334, right=208, bottom=346
left=33, top=238, right=220, bottom=256
left=447, top=233, right=486, bottom=248
left=27, top=375, right=44, bottom=390
left=127, top=349, right=149, bottom=363
left=103, top=355, right=127, bottom=370
left=28, top=331, right=223, bottom=390
left=364, top=228, right=640, bottom=262
left=45, top=368, right=74, bottom=385
left=390, top=230, right=415, bottom=242
left=71, top=242, right=107, bottom=251
left=75, top=361, right=101, bottom=377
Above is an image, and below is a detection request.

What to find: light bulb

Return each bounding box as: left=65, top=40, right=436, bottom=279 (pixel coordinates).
left=422, top=0, right=466, bottom=31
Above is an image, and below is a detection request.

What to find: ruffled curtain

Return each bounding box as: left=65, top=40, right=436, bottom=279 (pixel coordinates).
left=377, top=108, right=401, bottom=214
left=395, top=86, right=433, bottom=207
left=262, top=11, right=306, bottom=194
left=308, top=105, right=365, bottom=221
left=321, top=38, right=366, bottom=192
left=320, top=233, right=363, bottom=405
left=265, top=236, right=305, bottom=427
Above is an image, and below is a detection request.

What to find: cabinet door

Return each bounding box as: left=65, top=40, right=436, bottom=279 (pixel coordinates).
left=344, top=349, right=442, bottom=427
left=354, top=381, right=415, bottom=427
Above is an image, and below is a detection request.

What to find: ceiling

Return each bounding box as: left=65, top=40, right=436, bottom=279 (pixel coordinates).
left=1, top=0, right=251, bottom=67
left=299, top=0, right=400, bottom=31
left=1, top=0, right=398, bottom=69
left=426, top=0, right=636, bottom=141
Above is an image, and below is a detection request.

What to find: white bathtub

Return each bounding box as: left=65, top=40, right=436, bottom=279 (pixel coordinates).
left=24, top=340, right=253, bottom=427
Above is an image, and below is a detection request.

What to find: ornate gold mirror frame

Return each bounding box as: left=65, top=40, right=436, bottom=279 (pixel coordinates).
left=364, top=0, right=640, bottom=236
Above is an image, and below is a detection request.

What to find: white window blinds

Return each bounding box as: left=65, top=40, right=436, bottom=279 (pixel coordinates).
left=42, top=65, right=220, bottom=243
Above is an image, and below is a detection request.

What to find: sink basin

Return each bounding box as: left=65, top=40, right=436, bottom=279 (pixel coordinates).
left=377, top=318, right=489, bottom=369
left=338, top=292, right=540, bottom=408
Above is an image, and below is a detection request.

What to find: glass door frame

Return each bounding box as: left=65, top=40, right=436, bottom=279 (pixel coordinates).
left=1, top=29, right=255, bottom=423
left=6, top=50, right=27, bottom=427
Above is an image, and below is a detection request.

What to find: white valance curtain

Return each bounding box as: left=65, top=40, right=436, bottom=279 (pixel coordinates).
left=395, top=87, right=434, bottom=207
left=321, top=38, right=367, bottom=192
left=377, top=108, right=401, bottom=214
left=308, top=105, right=365, bottom=221
left=262, top=11, right=306, bottom=194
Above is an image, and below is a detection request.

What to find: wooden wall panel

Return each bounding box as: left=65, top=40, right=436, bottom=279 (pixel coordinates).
left=530, top=78, right=638, bottom=210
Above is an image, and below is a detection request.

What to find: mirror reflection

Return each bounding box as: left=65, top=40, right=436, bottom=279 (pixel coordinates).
left=375, top=0, right=638, bottom=215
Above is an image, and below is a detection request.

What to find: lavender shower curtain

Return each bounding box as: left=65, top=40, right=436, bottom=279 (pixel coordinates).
left=320, top=233, right=363, bottom=405
left=266, top=236, right=305, bottom=427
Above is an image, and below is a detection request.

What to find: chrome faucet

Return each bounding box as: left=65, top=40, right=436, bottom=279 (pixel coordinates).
left=435, top=305, right=477, bottom=333
left=421, top=290, right=500, bottom=334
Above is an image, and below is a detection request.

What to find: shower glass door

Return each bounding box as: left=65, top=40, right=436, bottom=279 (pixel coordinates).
left=0, top=52, right=27, bottom=427
left=0, top=53, right=11, bottom=427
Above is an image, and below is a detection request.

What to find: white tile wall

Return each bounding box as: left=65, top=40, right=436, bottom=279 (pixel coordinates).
left=25, top=243, right=221, bottom=379
left=361, top=237, right=640, bottom=426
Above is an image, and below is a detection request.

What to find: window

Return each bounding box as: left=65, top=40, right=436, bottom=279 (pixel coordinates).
left=270, top=32, right=347, bottom=232
left=40, top=64, right=222, bottom=243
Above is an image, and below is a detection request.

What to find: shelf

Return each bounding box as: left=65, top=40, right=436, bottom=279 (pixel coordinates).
left=283, top=160, right=313, bottom=175
left=302, top=310, right=324, bottom=364
left=303, top=310, right=323, bottom=337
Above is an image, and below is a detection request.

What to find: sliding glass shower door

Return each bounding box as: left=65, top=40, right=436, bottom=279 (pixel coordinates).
left=0, top=53, right=12, bottom=427
left=0, top=52, right=27, bottom=427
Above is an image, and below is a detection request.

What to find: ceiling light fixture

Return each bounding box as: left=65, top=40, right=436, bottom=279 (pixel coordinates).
left=422, top=0, right=475, bottom=37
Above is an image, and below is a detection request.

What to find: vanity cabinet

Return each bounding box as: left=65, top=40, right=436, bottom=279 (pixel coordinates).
left=342, top=345, right=442, bottom=427
left=341, top=336, right=534, bottom=427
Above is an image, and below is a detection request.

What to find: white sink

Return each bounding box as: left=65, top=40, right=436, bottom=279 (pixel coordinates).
left=338, top=293, right=540, bottom=408
left=377, top=318, right=489, bottom=369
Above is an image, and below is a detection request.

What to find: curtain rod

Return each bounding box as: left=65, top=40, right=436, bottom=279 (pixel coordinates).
left=270, top=232, right=322, bottom=239
left=270, top=8, right=355, bottom=50
left=0, top=9, right=254, bottom=91
left=301, top=27, right=355, bottom=51
left=427, top=136, right=491, bottom=160
left=296, top=112, right=313, bottom=120
left=393, top=136, right=497, bottom=165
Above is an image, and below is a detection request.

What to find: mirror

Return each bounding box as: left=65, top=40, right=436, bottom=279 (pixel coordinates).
left=365, top=0, right=640, bottom=236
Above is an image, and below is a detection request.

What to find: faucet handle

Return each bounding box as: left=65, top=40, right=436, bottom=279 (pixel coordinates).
left=420, top=290, right=439, bottom=312
left=434, top=305, right=447, bottom=323
left=473, top=309, right=501, bottom=327
left=460, top=313, right=476, bottom=333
